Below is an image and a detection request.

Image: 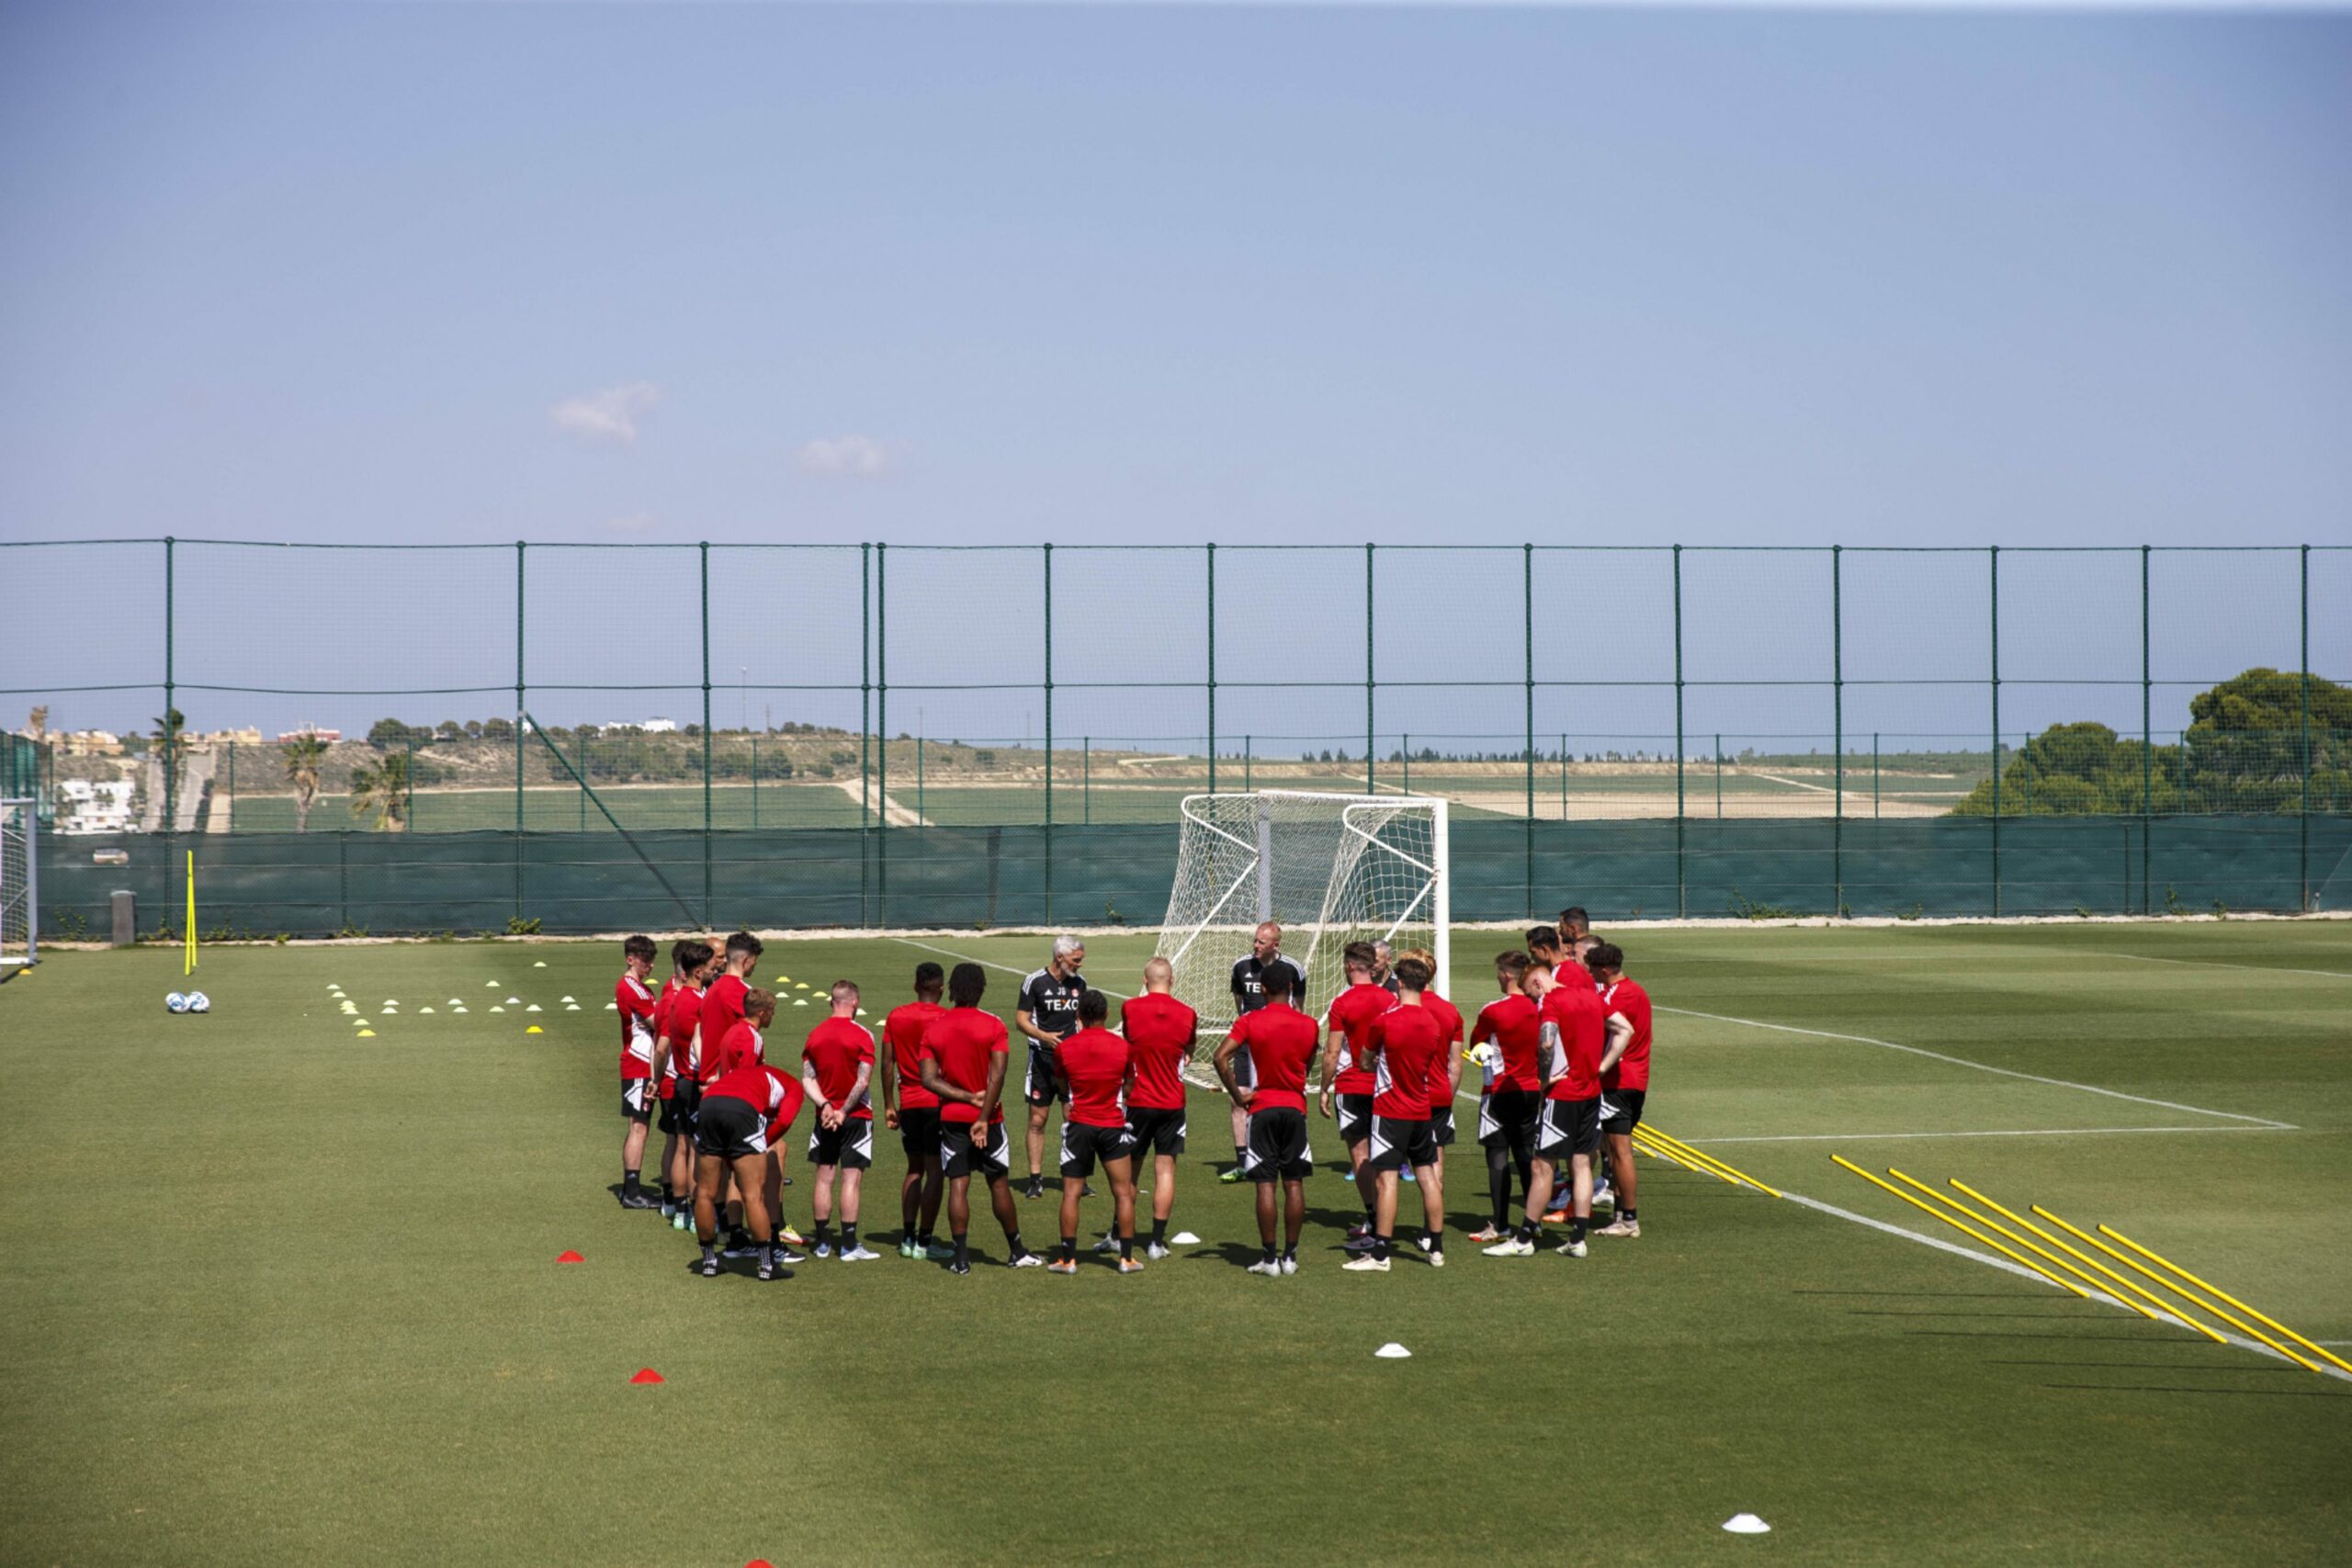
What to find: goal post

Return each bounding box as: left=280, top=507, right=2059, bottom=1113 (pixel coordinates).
left=1, top=798, right=36, bottom=974
left=1154, top=791, right=1447, bottom=1071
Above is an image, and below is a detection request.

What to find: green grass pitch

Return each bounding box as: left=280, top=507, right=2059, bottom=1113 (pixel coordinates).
left=3, top=922, right=2348, bottom=1565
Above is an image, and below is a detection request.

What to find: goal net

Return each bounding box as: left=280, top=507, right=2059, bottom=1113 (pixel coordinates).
left=1154, top=791, right=1447, bottom=1080
left=0, top=799, right=35, bottom=974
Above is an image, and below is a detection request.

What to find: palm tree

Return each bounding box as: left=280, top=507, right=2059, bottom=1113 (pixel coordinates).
left=282, top=734, right=328, bottom=832
left=348, top=750, right=411, bottom=832
left=150, top=707, right=187, bottom=820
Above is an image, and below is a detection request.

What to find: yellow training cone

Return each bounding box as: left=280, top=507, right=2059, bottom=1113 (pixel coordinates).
left=526, top=1025, right=543, bottom=1034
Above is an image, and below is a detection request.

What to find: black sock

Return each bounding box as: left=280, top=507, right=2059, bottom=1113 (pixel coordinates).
left=813, top=1223, right=831, bottom=1250
left=1429, top=1232, right=1443, bottom=1254
left=1282, top=1243, right=1297, bottom=1262
left=1519, top=1220, right=1539, bottom=1244
left=1151, top=1217, right=1167, bottom=1246
left=1120, top=1235, right=1134, bottom=1261
left=842, top=1223, right=858, bottom=1251
left=952, top=1232, right=969, bottom=1267
left=1570, top=1220, right=1588, bottom=1245
left=1373, top=1232, right=1391, bottom=1262
left=1621, top=1208, right=1636, bottom=1223
left=1262, top=1242, right=1279, bottom=1264
left=1058, top=1237, right=1076, bottom=1263
left=917, top=1230, right=933, bottom=1248
left=1007, top=1230, right=1025, bottom=1259
left=1363, top=1201, right=1377, bottom=1226
left=699, top=1241, right=717, bottom=1263
left=623, top=1169, right=640, bottom=1195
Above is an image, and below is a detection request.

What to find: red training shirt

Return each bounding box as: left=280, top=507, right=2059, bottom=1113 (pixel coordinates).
left=616, top=974, right=657, bottom=1080
left=700, top=972, right=749, bottom=1077
left=883, top=999, right=945, bottom=1112
left=1230, top=1003, right=1318, bottom=1114
left=1472, top=993, right=1544, bottom=1095
left=1121, top=992, right=1197, bottom=1112
left=1599, top=977, right=1652, bottom=1092
left=1540, top=985, right=1607, bottom=1101
left=1419, top=992, right=1464, bottom=1109
left=803, top=1017, right=877, bottom=1121
left=1369, top=1004, right=1445, bottom=1121
left=920, top=1005, right=1011, bottom=1126
left=666, top=983, right=712, bottom=1086
left=1324, top=982, right=1396, bottom=1096
left=715, top=1018, right=764, bottom=1075
left=1058, top=1025, right=1131, bottom=1130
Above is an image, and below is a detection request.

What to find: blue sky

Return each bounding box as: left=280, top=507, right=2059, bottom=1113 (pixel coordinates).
left=1, top=3, right=2346, bottom=746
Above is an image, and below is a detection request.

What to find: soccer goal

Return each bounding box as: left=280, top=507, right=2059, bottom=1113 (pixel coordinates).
left=1, top=798, right=36, bottom=976
left=1154, top=791, right=1447, bottom=1075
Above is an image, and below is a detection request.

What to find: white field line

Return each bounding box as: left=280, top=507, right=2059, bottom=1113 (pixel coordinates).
left=1691, top=1125, right=2296, bottom=1145
left=1777, top=1190, right=2352, bottom=1383
left=2092, top=951, right=2352, bottom=982
left=1656, top=1004, right=2295, bottom=1130
left=1739, top=767, right=1835, bottom=795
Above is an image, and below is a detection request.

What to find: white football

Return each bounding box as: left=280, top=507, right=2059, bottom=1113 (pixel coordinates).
left=187, top=991, right=211, bottom=1013
left=165, top=992, right=189, bottom=1013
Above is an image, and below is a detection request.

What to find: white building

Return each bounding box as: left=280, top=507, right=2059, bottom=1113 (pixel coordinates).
left=57, top=778, right=135, bottom=834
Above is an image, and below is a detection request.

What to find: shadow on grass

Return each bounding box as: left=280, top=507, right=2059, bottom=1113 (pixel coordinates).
left=2041, top=1383, right=2351, bottom=1398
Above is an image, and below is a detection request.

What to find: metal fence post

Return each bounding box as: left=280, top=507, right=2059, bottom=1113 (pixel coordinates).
left=2140, top=545, right=2152, bottom=914
left=1523, top=543, right=1534, bottom=917
left=2301, top=544, right=2311, bottom=911
left=1561, top=734, right=1567, bottom=820
left=577, top=728, right=587, bottom=831
left=1715, top=735, right=1723, bottom=819
left=1083, top=737, right=1091, bottom=824
left=1832, top=544, right=1843, bottom=916
left=1363, top=543, right=1375, bottom=796
left=1243, top=735, right=1251, bottom=793
left=699, top=541, right=712, bottom=925
left=1672, top=544, right=1685, bottom=919
left=1205, top=544, right=1216, bottom=795
left=514, top=540, right=526, bottom=919
left=162, top=536, right=175, bottom=837
left=877, top=541, right=889, bottom=924
left=1043, top=543, right=1054, bottom=923
left=860, top=543, right=872, bottom=925
left=916, top=735, right=923, bottom=826
left=1873, top=733, right=1880, bottom=819
left=1989, top=545, right=2001, bottom=918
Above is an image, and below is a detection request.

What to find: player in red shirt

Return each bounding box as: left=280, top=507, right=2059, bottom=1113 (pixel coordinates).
left=1343, top=956, right=1449, bottom=1272
left=702, top=931, right=762, bottom=1074
left=650, top=938, right=716, bottom=1224
left=1316, top=940, right=1395, bottom=1247
left=1486, top=953, right=1632, bottom=1259
left=915, top=964, right=1040, bottom=1273
left=800, top=980, right=880, bottom=1262
left=1121, top=956, right=1197, bottom=1260
left=1048, top=989, right=1146, bottom=1274
left=1466, top=951, right=1544, bottom=1243
left=1214, top=960, right=1319, bottom=1275
left=1398, top=946, right=1464, bottom=1189
left=879, top=963, right=950, bottom=1259
left=615, top=935, right=661, bottom=1209
left=691, top=988, right=804, bottom=1281
left=1589, top=942, right=1653, bottom=1240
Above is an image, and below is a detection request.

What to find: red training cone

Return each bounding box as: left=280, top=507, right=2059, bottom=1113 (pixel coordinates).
left=629, top=1368, right=664, bottom=1385
left=747, top=1561, right=776, bottom=1567
left=555, top=1250, right=584, bottom=1264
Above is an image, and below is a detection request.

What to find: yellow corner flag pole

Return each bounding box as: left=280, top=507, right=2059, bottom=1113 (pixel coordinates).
left=185, top=851, right=197, bottom=976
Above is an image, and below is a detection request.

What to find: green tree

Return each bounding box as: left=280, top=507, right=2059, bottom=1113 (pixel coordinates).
left=368, top=717, right=422, bottom=748
left=281, top=733, right=328, bottom=832
left=349, top=750, right=411, bottom=832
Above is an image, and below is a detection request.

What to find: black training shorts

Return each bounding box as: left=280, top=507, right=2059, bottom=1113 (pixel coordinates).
left=1059, top=1120, right=1136, bottom=1179
left=1125, top=1105, right=1186, bottom=1156
left=1242, top=1106, right=1314, bottom=1182
left=808, top=1117, right=876, bottom=1170
left=1477, top=1087, right=1540, bottom=1150
left=1335, top=1092, right=1374, bottom=1146
left=1368, top=1114, right=1437, bottom=1172
left=1535, top=1095, right=1601, bottom=1161
left=1599, top=1089, right=1645, bottom=1137
left=695, top=1095, right=767, bottom=1161
left=897, top=1105, right=942, bottom=1164
left=1430, top=1104, right=1456, bottom=1147
left=941, top=1119, right=1012, bottom=1180
left=1024, top=1048, right=1067, bottom=1108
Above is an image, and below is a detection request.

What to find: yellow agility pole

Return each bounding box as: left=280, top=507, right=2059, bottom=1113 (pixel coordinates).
left=1877, top=1169, right=2163, bottom=1323
left=2018, top=1213, right=2330, bottom=1373
left=1829, top=1156, right=2090, bottom=1300
left=184, top=851, right=197, bottom=976
left=2090, top=1224, right=2352, bottom=1377
left=1630, top=1128, right=1734, bottom=1184
left=1639, top=1125, right=1782, bottom=1198
left=1940, top=1179, right=2223, bottom=1340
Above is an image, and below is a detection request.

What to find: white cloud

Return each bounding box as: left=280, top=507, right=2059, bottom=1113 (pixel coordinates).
left=550, top=382, right=661, bottom=446
left=797, top=434, right=893, bottom=479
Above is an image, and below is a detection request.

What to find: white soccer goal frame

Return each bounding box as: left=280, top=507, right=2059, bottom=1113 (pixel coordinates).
left=1154, top=789, right=1448, bottom=1059
left=0, top=798, right=36, bottom=974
